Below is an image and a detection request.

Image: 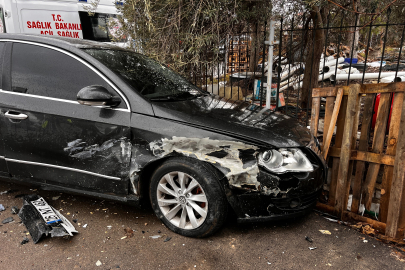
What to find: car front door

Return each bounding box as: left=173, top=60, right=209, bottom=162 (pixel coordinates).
left=0, top=41, right=131, bottom=195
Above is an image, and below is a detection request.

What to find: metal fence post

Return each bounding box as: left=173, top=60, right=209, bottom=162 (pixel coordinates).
left=265, top=20, right=277, bottom=109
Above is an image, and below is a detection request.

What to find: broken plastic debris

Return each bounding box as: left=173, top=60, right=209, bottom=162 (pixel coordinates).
left=319, top=230, right=331, bottom=235
left=2, top=217, right=14, bottom=224
left=18, top=194, right=78, bottom=243
left=149, top=235, right=162, bottom=239
left=21, top=237, right=29, bottom=245
left=164, top=237, right=172, bottom=242
left=309, top=247, right=317, bottom=250
left=305, top=236, right=313, bottom=243
left=11, top=206, right=19, bottom=214
left=83, top=224, right=88, bottom=228
left=96, top=260, right=102, bottom=266
left=323, top=217, right=338, bottom=223
left=359, top=204, right=365, bottom=216
left=0, top=204, right=5, bottom=212
left=363, top=240, right=368, bottom=243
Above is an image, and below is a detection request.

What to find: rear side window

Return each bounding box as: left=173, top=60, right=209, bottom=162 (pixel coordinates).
left=11, top=43, right=125, bottom=108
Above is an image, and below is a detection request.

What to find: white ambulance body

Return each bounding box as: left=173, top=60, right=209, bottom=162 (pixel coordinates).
left=0, top=0, right=124, bottom=42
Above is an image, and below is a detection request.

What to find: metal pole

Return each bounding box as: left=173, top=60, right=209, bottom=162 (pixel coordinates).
left=260, top=21, right=268, bottom=107
left=276, top=18, right=283, bottom=110
left=265, top=20, right=278, bottom=109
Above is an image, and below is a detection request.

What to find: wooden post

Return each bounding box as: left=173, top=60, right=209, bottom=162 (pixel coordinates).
left=380, top=93, right=404, bottom=222
left=362, top=93, right=391, bottom=210
left=322, top=88, right=343, bottom=160
left=310, top=97, right=320, bottom=137
left=328, top=96, right=348, bottom=206
left=334, top=84, right=360, bottom=218
left=386, top=90, right=405, bottom=238
left=351, top=94, right=375, bottom=214
left=323, top=96, right=336, bottom=148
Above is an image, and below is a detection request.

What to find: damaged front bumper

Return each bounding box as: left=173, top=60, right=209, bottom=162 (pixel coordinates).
left=230, top=145, right=326, bottom=223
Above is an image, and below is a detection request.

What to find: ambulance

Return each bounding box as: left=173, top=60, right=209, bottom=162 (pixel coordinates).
left=0, top=0, right=125, bottom=42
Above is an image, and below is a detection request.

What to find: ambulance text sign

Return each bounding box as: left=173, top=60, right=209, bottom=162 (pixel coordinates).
left=21, top=9, right=83, bottom=39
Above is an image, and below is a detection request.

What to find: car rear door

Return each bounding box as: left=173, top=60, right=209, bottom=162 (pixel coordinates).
left=0, top=41, right=131, bottom=194
left=0, top=41, right=8, bottom=175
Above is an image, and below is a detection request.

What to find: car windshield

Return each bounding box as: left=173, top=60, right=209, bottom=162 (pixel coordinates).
left=82, top=48, right=204, bottom=100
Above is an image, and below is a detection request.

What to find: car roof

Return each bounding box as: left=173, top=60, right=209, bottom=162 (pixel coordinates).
left=0, top=33, right=122, bottom=50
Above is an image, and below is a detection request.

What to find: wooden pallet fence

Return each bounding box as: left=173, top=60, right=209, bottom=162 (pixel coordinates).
left=310, top=82, right=405, bottom=239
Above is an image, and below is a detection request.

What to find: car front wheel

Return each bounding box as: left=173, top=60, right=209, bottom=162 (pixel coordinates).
left=149, top=157, right=228, bottom=237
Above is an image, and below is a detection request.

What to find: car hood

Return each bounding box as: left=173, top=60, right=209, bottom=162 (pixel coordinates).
left=151, top=94, right=312, bottom=148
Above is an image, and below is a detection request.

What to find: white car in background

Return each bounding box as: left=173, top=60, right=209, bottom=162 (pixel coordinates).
left=0, top=0, right=126, bottom=43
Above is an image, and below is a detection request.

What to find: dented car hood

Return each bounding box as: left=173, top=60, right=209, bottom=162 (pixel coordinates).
left=151, top=94, right=311, bottom=148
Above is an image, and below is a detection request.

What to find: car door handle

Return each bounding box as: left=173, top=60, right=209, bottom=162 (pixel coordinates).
left=4, top=111, right=28, bottom=120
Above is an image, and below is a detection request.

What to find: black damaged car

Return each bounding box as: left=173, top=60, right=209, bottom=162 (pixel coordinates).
left=0, top=34, right=326, bottom=237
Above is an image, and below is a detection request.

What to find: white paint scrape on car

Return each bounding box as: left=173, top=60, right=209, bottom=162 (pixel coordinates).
left=150, top=136, right=260, bottom=188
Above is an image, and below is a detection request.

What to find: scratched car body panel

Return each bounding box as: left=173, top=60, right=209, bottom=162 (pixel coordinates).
left=0, top=34, right=326, bottom=237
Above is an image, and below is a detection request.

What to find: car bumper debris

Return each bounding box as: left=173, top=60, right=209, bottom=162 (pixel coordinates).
left=18, top=194, right=78, bottom=243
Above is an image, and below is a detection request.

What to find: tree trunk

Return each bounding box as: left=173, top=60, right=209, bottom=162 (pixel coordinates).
left=249, top=22, right=260, bottom=72
left=346, top=0, right=360, bottom=59
left=301, top=6, right=326, bottom=109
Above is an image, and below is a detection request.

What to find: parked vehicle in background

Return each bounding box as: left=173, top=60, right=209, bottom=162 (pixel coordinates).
left=0, top=0, right=125, bottom=42
left=0, top=34, right=327, bottom=237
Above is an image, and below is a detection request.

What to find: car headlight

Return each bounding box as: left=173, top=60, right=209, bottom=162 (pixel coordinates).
left=258, top=148, right=314, bottom=174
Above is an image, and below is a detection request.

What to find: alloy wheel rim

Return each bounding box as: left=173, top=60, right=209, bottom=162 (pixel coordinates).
left=157, top=171, right=208, bottom=230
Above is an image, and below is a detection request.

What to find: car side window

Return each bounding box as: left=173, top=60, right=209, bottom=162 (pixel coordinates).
left=10, top=43, right=126, bottom=109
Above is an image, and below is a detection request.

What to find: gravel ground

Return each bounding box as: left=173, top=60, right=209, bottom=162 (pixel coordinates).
left=0, top=180, right=404, bottom=270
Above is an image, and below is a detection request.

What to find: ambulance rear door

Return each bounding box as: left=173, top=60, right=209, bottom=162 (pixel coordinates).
left=16, top=0, right=83, bottom=39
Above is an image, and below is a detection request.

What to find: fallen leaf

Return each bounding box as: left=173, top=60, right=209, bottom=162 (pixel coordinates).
left=319, top=230, right=331, bottom=235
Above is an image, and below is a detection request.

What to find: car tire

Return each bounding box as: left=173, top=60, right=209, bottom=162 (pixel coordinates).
left=149, top=157, right=228, bottom=238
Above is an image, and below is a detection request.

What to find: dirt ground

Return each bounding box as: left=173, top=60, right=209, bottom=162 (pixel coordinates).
left=0, top=180, right=404, bottom=270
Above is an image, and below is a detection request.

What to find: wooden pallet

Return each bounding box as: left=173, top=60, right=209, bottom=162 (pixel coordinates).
left=311, top=82, right=405, bottom=238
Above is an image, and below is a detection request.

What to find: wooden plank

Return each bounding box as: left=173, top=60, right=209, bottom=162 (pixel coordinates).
left=353, top=151, right=394, bottom=166
left=342, top=89, right=362, bottom=216
left=312, top=82, right=405, bottom=98
left=344, top=211, right=387, bottom=234
left=360, top=82, right=405, bottom=94
left=381, top=93, right=404, bottom=223
left=312, top=87, right=338, bottom=97
left=386, top=91, right=405, bottom=238
left=322, top=88, right=343, bottom=159
left=334, top=84, right=361, bottom=218
left=310, top=97, right=320, bottom=137
left=328, top=96, right=348, bottom=206
left=362, top=93, right=391, bottom=210
left=351, top=94, right=375, bottom=214
left=323, top=96, right=336, bottom=148
left=328, top=148, right=395, bottom=166
left=312, top=86, right=350, bottom=97
left=316, top=202, right=387, bottom=233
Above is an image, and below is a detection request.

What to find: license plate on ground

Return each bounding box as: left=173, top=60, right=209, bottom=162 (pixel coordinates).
left=30, top=197, right=62, bottom=225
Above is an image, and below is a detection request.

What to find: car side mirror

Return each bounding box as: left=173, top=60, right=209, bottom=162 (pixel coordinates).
left=77, top=85, right=121, bottom=107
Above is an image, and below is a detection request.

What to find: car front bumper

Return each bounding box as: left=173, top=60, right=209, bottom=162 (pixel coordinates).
left=229, top=141, right=326, bottom=221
